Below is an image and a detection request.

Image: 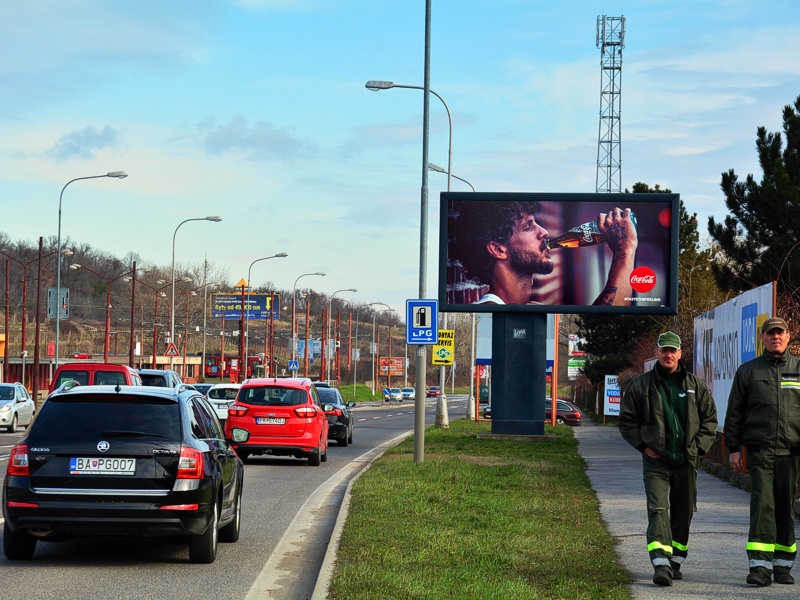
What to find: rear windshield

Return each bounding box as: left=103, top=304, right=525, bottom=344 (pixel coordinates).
left=316, top=387, right=341, bottom=404
left=208, top=388, right=239, bottom=401
left=54, top=369, right=90, bottom=387
left=30, top=395, right=181, bottom=443
left=140, top=374, right=168, bottom=387
left=240, top=386, right=307, bottom=406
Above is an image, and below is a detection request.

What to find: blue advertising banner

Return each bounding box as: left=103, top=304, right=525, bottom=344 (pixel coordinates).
left=211, top=293, right=280, bottom=320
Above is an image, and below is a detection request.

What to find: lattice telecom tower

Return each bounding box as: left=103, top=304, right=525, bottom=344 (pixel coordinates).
left=595, top=15, right=625, bottom=193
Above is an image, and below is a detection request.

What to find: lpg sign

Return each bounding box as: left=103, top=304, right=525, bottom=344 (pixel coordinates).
left=406, top=300, right=439, bottom=345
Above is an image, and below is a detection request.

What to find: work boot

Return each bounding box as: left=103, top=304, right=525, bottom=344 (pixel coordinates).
left=746, top=569, right=772, bottom=587
left=669, top=562, right=683, bottom=580
left=653, top=566, right=673, bottom=587
left=773, top=571, right=795, bottom=585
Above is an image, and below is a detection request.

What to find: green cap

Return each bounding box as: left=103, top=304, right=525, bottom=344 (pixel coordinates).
left=657, top=331, right=681, bottom=349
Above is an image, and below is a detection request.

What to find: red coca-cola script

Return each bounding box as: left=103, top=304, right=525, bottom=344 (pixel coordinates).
left=630, top=266, right=656, bottom=293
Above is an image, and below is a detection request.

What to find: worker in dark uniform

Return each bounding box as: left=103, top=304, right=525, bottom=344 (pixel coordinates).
left=620, top=331, right=718, bottom=586
left=725, top=316, right=800, bottom=587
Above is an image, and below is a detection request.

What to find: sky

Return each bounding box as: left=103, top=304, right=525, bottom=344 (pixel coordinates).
left=1, top=0, right=799, bottom=317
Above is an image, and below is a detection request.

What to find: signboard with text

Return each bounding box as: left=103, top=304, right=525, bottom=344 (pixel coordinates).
left=432, top=329, right=455, bottom=366
left=211, top=292, right=280, bottom=320
left=379, top=357, right=405, bottom=376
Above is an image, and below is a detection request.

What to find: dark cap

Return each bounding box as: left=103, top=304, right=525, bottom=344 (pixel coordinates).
left=657, top=331, right=681, bottom=349
left=761, top=317, right=788, bottom=334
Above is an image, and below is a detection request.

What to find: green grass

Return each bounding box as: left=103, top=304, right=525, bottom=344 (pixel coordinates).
left=327, top=419, right=630, bottom=600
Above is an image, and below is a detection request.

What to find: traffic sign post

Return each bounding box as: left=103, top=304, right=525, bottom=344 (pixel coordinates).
left=288, top=359, right=299, bottom=372
left=406, top=299, right=438, bottom=345
left=164, top=342, right=180, bottom=357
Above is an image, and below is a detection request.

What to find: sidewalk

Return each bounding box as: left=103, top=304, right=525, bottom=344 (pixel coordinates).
left=574, top=420, right=797, bottom=599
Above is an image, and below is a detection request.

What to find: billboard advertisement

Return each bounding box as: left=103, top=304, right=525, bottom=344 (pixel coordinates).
left=380, top=357, right=405, bottom=376
left=439, top=192, right=679, bottom=315
left=604, top=375, right=621, bottom=416
left=693, top=282, right=774, bottom=424
left=211, top=293, right=280, bottom=320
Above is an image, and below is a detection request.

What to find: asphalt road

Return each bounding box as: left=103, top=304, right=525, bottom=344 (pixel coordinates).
left=0, top=395, right=469, bottom=600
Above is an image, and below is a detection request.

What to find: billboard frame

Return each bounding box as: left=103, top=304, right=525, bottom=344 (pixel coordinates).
left=439, top=191, right=679, bottom=315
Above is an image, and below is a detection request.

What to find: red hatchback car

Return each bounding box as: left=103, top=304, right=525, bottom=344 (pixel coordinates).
left=224, top=378, right=330, bottom=466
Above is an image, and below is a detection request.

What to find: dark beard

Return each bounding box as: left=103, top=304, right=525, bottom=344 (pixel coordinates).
left=509, top=245, right=554, bottom=276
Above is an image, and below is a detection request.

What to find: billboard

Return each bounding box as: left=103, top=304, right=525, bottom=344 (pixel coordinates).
left=439, top=192, right=679, bottom=315
left=379, top=357, right=404, bottom=376
left=693, top=282, right=774, bottom=424
left=211, top=293, right=280, bottom=320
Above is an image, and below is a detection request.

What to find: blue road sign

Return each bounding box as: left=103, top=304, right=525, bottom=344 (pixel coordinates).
left=406, top=299, right=438, bottom=345
left=288, top=359, right=299, bottom=371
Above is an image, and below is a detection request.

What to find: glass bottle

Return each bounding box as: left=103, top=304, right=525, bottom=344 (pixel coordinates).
left=548, top=212, right=637, bottom=249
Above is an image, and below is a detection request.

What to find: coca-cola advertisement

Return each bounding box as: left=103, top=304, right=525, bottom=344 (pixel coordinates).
left=440, top=192, right=678, bottom=315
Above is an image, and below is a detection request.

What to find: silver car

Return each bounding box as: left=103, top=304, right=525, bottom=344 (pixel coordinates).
left=0, top=383, right=36, bottom=432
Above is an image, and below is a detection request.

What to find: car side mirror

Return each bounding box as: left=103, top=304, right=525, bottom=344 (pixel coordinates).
left=322, top=403, right=334, bottom=412
left=347, top=401, right=356, bottom=407
left=228, top=428, right=250, bottom=444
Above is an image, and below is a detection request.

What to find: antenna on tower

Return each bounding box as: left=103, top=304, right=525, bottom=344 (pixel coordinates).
left=595, top=15, right=626, bottom=193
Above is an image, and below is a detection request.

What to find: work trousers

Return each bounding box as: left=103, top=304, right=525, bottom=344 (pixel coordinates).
left=642, top=455, right=696, bottom=570
left=746, top=452, right=800, bottom=574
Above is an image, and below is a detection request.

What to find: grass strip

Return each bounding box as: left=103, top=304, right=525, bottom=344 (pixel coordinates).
left=328, top=419, right=630, bottom=600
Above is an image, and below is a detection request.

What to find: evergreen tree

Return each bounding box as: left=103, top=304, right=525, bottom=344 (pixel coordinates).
left=708, top=94, right=800, bottom=300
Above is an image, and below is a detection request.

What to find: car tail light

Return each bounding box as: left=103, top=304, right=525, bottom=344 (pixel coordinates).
left=8, top=444, right=29, bottom=476
left=6, top=501, right=39, bottom=508
left=228, top=404, right=249, bottom=417
left=327, top=408, right=343, bottom=417
left=160, top=503, right=199, bottom=511
left=295, top=406, right=318, bottom=419
left=575, top=411, right=581, bottom=418
left=177, top=447, right=204, bottom=479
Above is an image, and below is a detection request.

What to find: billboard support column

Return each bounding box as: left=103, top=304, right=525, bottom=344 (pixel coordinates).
left=491, top=313, right=547, bottom=435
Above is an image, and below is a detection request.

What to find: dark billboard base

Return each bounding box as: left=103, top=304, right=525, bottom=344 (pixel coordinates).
left=489, top=419, right=547, bottom=436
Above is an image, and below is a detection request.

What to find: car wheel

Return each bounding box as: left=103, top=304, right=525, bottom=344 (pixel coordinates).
left=338, top=434, right=348, bottom=447
left=6, top=414, right=18, bottom=433
left=189, top=500, right=219, bottom=563
left=219, top=481, right=242, bottom=543
left=3, top=522, right=37, bottom=560
left=24, top=411, right=35, bottom=428
left=348, top=429, right=353, bottom=444
left=308, top=447, right=321, bottom=467
left=321, top=440, right=328, bottom=462
left=556, top=417, right=566, bottom=425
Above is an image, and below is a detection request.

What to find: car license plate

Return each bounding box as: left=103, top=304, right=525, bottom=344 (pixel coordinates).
left=256, top=417, right=285, bottom=425
left=69, top=457, right=136, bottom=475
left=216, top=403, right=228, bottom=410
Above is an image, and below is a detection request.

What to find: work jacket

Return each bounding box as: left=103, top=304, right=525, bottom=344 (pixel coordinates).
left=724, top=350, right=800, bottom=455
left=619, top=363, right=718, bottom=468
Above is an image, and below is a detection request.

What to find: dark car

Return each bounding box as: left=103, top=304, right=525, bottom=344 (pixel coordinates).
left=317, top=386, right=356, bottom=447
left=546, top=399, right=582, bottom=426
left=482, top=399, right=581, bottom=426
left=3, top=381, right=244, bottom=563
left=138, top=368, right=183, bottom=387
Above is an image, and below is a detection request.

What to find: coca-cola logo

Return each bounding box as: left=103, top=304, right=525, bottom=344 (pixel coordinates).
left=630, top=266, right=656, bottom=293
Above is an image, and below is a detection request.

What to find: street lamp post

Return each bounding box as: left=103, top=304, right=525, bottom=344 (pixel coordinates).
left=326, top=288, right=356, bottom=382
left=56, top=171, right=127, bottom=367
left=69, top=263, right=133, bottom=362
left=170, top=216, right=222, bottom=369
left=367, top=76, right=452, bottom=431
left=290, top=272, right=326, bottom=363
left=245, top=253, right=288, bottom=376
left=428, top=162, right=477, bottom=419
